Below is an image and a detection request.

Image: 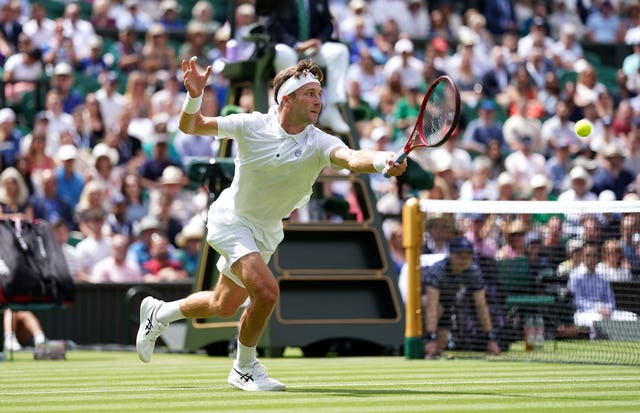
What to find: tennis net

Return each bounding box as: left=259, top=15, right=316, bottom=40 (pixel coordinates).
left=402, top=199, right=640, bottom=365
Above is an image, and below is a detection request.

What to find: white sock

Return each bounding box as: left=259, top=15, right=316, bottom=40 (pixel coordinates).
left=33, top=332, right=46, bottom=346
left=155, top=300, right=185, bottom=324
left=236, top=339, right=256, bottom=365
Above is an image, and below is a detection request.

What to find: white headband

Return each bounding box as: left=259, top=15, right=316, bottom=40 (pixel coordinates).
left=276, top=71, right=321, bottom=104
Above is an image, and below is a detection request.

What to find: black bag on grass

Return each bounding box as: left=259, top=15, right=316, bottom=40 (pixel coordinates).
left=0, top=219, right=74, bottom=306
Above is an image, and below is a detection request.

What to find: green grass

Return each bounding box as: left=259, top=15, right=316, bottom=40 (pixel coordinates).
left=1, top=351, right=639, bottom=412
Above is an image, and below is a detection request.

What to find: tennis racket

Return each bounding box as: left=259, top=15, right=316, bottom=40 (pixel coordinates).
left=384, top=76, right=460, bottom=178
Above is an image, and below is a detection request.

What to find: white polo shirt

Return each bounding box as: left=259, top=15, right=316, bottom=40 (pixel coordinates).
left=213, top=106, right=346, bottom=233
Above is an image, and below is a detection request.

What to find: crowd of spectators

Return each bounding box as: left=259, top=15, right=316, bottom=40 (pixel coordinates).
left=0, top=0, right=639, bottom=294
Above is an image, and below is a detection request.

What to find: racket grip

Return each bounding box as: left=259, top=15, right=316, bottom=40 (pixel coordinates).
left=383, top=150, right=408, bottom=178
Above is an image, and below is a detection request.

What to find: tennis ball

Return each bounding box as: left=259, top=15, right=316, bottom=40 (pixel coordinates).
left=575, top=119, right=592, bottom=138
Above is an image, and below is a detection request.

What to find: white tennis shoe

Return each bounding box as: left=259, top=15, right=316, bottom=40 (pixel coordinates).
left=227, top=360, right=286, bottom=391
left=136, top=296, right=167, bottom=363
left=4, top=333, right=22, bottom=352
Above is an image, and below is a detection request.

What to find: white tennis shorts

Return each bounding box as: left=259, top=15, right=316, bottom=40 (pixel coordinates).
left=206, top=206, right=282, bottom=288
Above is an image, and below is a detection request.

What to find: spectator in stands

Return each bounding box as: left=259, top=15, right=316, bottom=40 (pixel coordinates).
left=112, top=110, right=143, bottom=170
left=158, top=0, right=185, bottom=31
left=90, top=233, right=143, bottom=283
left=149, top=189, right=182, bottom=247
left=496, top=218, right=528, bottom=260
left=53, top=144, right=83, bottom=211
left=127, top=214, right=162, bottom=268
left=551, top=24, right=584, bottom=70
left=175, top=221, right=205, bottom=277
left=591, top=142, right=635, bottom=200
left=422, top=236, right=501, bottom=357
left=597, top=238, right=632, bottom=282
left=3, top=309, right=46, bottom=351
left=42, top=18, right=76, bottom=69
left=74, top=92, right=105, bottom=149
left=568, top=241, right=637, bottom=338
left=42, top=90, right=76, bottom=157
left=585, top=0, right=622, bottom=44
left=540, top=100, right=577, bottom=156
left=458, top=155, right=498, bottom=201
left=496, top=171, right=519, bottom=200
left=51, top=217, right=81, bottom=280
left=423, top=214, right=456, bottom=255
left=548, top=1, right=585, bottom=41
left=122, top=70, right=153, bottom=121
left=383, top=38, right=424, bottom=92
left=88, top=143, right=122, bottom=207
left=74, top=176, right=106, bottom=214
left=142, top=232, right=187, bottom=281
left=0, top=1, right=22, bottom=53
left=339, top=1, right=376, bottom=46
left=106, top=25, right=142, bottom=74
left=139, top=133, right=181, bottom=190
left=22, top=2, right=55, bottom=50
left=269, top=0, right=351, bottom=134
left=120, top=173, right=147, bottom=226
left=177, top=21, right=211, bottom=74
left=481, top=45, right=512, bottom=101
left=2, top=38, right=42, bottom=102
left=25, top=127, right=55, bottom=177
left=151, top=72, right=187, bottom=120
left=620, top=213, right=639, bottom=268
left=62, top=2, right=96, bottom=61
left=89, top=0, right=116, bottom=31
left=528, top=173, right=554, bottom=202
left=188, top=0, right=220, bottom=36
left=461, top=99, right=506, bottom=156
left=557, top=237, right=583, bottom=279
left=50, top=62, right=84, bottom=115
left=115, top=0, right=153, bottom=32
left=77, top=35, right=108, bottom=77
left=558, top=167, right=598, bottom=235
left=75, top=207, right=111, bottom=282
left=540, top=215, right=567, bottom=270
left=0, top=108, right=21, bottom=168
left=29, top=169, right=75, bottom=228
left=141, top=23, right=176, bottom=86
left=524, top=230, right=554, bottom=283
left=106, top=192, right=133, bottom=237
left=0, top=166, right=32, bottom=221
left=484, top=0, right=517, bottom=35
left=463, top=213, right=499, bottom=259
left=95, top=71, right=125, bottom=130
left=346, top=48, right=386, bottom=110
left=504, top=135, right=547, bottom=196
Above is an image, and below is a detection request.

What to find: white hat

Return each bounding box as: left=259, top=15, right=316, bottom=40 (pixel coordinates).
left=160, top=0, right=181, bottom=13
left=176, top=222, right=204, bottom=248
left=569, top=166, right=592, bottom=189
left=433, top=152, right=452, bottom=172
left=458, top=26, right=479, bottom=46
left=394, top=38, right=414, bottom=54
left=599, top=189, right=617, bottom=201
left=53, top=62, right=73, bottom=76
left=88, top=35, right=103, bottom=49
left=57, top=144, right=77, bottom=161
left=497, top=171, right=515, bottom=187
left=530, top=174, right=551, bottom=191
left=92, top=143, right=119, bottom=166
left=159, top=165, right=185, bottom=185
left=0, top=108, right=16, bottom=123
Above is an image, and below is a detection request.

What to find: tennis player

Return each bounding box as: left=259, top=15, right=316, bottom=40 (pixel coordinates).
left=136, top=57, right=407, bottom=391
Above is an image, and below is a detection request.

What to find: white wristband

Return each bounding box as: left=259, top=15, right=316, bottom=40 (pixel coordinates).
left=373, top=152, right=389, bottom=173
left=182, top=93, right=203, bottom=114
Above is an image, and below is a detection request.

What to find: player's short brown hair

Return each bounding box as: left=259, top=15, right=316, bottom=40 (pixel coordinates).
left=272, top=59, right=324, bottom=104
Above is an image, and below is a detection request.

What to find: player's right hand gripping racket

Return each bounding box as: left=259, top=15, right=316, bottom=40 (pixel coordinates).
left=384, top=75, right=461, bottom=177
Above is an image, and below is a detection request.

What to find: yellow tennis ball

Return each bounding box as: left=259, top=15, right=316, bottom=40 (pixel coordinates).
left=575, top=119, right=592, bottom=138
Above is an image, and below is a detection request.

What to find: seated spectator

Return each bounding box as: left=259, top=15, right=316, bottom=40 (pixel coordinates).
left=175, top=221, right=205, bottom=277
left=121, top=173, right=148, bottom=225
left=142, top=232, right=187, bottom=281
left=596, top=238, right=632, bottom=282
left=0, top=166, right=33, bottom=221
left=75, top=208, right=112, bottom=282
left=496, top=219, right=528, bottom=260
left=158, top=0, right=185, bottom=31
left=51, top=218, right=81, bottom=281
left=127, top=215, right=162, bottom=269
left=568, top=242, right=637, bottom=339
left=557, top=238, right=584, bottom=279
left=75, top=179, right=108, bottom=216
left=88, top=143, right=123, bottom=206
left=150, top=189, right=183, bottom=247
left=77, top=35, right=108, bottom=77
left=90, top=234, right=143, bottom=283
left=585, top=1, right=622, bottom=44
left=29, top=168, right=74, bottom=228
left=54, top=144, right=84, bottom=212
left=188, top=0, right=221, bottom=36
left=25, top=126, right=55, bottom=175
left=0, top=108, right=22, bottom=169
left=2, top=40, right=43, bottom=102
left=104, top=25, right=142, bottom=74
left=3, top=309, right=46, bottom=351
left=107, top=192, right=134, bottom=237
left=458, top=156, right=498, bottom=201
left=50, top=62, right=85, bottom=115
left=139, top=135, right=181, bottom=190
left=591, top=142, right=635, bottom=200
left=422, top=237, right=501, bottom=357
left=460, top=99, right=506, bottom=156
left=140, top=23, right=176, bottom=86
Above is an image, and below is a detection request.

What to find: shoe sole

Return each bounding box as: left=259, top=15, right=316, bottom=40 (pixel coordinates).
left=136, top=297, right=157, bottom=363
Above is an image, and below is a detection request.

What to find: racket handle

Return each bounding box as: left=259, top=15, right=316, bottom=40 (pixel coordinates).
left=383, top=150, right=408, bottom=178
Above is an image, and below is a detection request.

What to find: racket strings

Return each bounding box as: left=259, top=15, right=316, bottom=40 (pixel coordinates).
left=421, top=82, right=457, bottom=146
